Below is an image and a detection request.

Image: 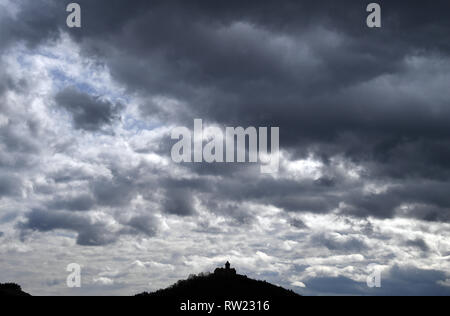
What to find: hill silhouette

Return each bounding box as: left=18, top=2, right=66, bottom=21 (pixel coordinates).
left=0, top=283, right=31, bottom=296
left=0, top=263, right=301, bottom=302
left=137, top=262, right=301, bottom=299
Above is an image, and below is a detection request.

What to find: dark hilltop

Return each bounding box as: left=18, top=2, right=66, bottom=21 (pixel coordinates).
left=0, top=262, right=301, bottom=299
left=137, top=261, right=301, bottom=299
left=0, top=283, right=31, bottom=297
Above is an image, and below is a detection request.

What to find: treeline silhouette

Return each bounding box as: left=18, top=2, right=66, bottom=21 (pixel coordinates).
left=137, top=263, right=300, bottom=299
left=0, top=283, right=31, bottom=296
left=1, top=263, right=302, bottom=299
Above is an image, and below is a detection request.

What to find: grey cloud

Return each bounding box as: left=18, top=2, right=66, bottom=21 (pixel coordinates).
left=4, top=0, right=450, bottom=223
left=18, top=209, right=118, bottom=246
left=18, top=208, right=161, bottom=246
left=91, top=174, right=138, bottom=208
left=55, top=87, right=123, bottom=131
left=46, top=194, right=96, bottom=212
left=1, top=0, right=450, bottom=297
left=290, top=218, right=308, bottom=229
left=49, top=167, right=93, bottom=184
left=0, top=68, right=12, bottom=97
left=405, top=239, right=430, bottom=253
left=76, top=224, right=118, bottom=247
left=311, top=233, right=368, bottom=253
left=0, top=120, right=40, bottom=155
left=303, top=265, right=450, bottom=296
left=0, top=173, right=22, bottom=198
left=340, top=181, right=450, bottom=222
left=125, top=215, right=159, bottom=237
left=303, top=275, right=367, bottom=296
left=0, top=0, right=61, bottom=51
left=162, top=188, right=196, bottom=216
left=0, top=211, right=18, bottom=224
left=379, top=265, right=450, bottom=296
left=45, top=279, right=61, bottom=287
left=202, top=201, right=255, bottom=226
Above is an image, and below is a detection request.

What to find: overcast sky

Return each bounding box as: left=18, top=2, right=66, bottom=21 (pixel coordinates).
left=1, top=0, right=450, bottom=296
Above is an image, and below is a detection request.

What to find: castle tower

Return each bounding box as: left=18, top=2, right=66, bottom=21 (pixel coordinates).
left=214, top=261, right=237, bottom=276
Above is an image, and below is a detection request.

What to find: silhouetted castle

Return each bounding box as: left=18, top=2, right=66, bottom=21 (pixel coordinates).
left=214, top=261, right=237, bottom=276
left=137, top=260, right=301, bottom=299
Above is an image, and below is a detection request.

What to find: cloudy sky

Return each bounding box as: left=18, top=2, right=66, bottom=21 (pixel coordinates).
left=1, top=0, right=450, bottom=296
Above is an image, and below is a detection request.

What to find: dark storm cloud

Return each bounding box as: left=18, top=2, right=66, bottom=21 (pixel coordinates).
left=303, top=265, right=450, bottom=296
left=18, top=209, right=117, bottom=246
left=0, top=0, right=62, bottom=51
left=7, top=0, right=450, bottom=132
left=311, top=233, right=368, bottom=253
left=303, top=275, right=367, bottom=296
left=0, top=120, right=39, bottom=155
left=0, top=211, right=18, bottom=224
left=162, top=188, right=196, bottom=216
left=45, top=0, right=450, bottom=222
left=54, top=0, right=450, bottom=142
left=18, top=208, right=160, bottom=246
left=48, top=167, right=93, bottom=184
left=124, top=215, right=158, bottom=237
left=0, top=69, right=12, bottom=97
left=379, top=265, right=450, bottom=296
left=0, top=173, right=22, bottom=198
left=3, top=0, right=450, bottom=235
left=405, top=238, right=430, bottom=253
left=88, top=163, right=160, bottom=208
left=46, top=194, right=96, bottom=212
left=340, top=180, right=450, bottom=221
left=90, top=175, right=137, bottom=207
left=181, top=175, right=343, bottom=217
left=55, top=87, right=123, bottom=131
left=290, top=218, right=308, bottom=229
